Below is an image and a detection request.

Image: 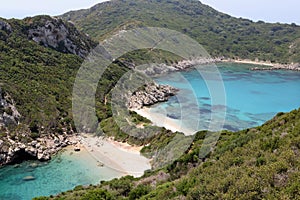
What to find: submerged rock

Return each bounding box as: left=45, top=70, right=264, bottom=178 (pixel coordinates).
left=22, top=176, right=35, bottom=181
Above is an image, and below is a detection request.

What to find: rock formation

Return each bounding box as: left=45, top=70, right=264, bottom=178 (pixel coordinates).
left=0, top=88, right=79, bottom=166
left=0, top=20, right=12, bottom=33
left=26, top=16, right=97, bottom=58
left=135, top=57, right=222, bottom=76
left=0, top=88, right=20, bottom=128
left=128, top=83, right=178, bottom=109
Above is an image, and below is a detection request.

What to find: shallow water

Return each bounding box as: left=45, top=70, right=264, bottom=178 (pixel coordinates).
left=150, top=63, right=300, bottom=133
left=1, top=63, right=300, bottom=199
left=0, top=147, right=123, bottom=200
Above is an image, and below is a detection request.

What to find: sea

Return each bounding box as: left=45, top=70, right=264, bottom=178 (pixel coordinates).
left=1, top=63, right=300, bottom=199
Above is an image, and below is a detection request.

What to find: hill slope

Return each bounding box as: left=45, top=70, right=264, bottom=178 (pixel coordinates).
left=36, top=108, right=300, bottom=199
left=61, top=0, right=300, bottom=64
left=0, top=16, right=98, bottom=164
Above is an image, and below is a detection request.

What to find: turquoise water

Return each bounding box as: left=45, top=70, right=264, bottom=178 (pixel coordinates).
left=151, top=63, right=300, bottom=132
left=1, top=63, right=300, bottom=200
left=0, top=147, right=123, bottom=200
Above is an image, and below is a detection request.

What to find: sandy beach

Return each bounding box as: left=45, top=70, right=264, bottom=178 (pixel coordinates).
left=222, top=59, right=275, bottom=67
left=133, top=107, right=197, bottom=135
left=77, top=134, right=151, bottom=177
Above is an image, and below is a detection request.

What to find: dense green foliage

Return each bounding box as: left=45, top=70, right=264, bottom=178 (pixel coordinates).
left=1, top=1, right=300, bottom=199
left=61, top=0, right=300, bottom=63
left=35, top=108, right=300, bottom=199
left=0, top=15, right=185, bottom=157
left=0, top=17, right=83, bottom=135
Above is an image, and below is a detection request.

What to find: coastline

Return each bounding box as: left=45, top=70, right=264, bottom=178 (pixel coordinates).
left=76, top=134, right=151, bottom=177
left=220, top=58, right=275, bottom=67
left=220, top=58, right=300, bottom=71
left=133, top=107, right=197, bottom=135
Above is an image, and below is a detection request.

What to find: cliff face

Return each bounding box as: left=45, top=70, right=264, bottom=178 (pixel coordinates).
left=0, top=88, right=20, bottom=128
left=25, top=16, right=97, bottom=58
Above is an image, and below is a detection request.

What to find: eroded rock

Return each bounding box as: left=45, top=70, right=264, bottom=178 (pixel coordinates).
left=128, top=83, right=178, bottom=109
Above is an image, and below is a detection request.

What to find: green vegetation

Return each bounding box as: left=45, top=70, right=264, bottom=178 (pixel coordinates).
left=0, top=15, right=187, bottom=160
left=1, top=0, right=300, bottom=199
left=34, top=108, right=300, bottom=199
left=61, top=0, right=300, bottom=63
left=0, top=17, right=83, bottom=135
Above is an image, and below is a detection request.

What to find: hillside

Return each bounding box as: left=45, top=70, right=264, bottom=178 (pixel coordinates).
left=0, top=1, right=299, bottom=199
left=61, top=0, right=300, bottom=63
left=0, top=15, right=98, bottom=164
left=0, top=14, right=182, bottom=165
left=35, top=108, right=300, bottom=199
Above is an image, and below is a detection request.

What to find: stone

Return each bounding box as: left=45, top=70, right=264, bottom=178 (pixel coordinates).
left=25, top=147, right=37, bottom=157
left=74, top=147, right=81, bottom=152
left=0, top=20, right=12, bottom=32
left=30, top=163, right=38, bottom=168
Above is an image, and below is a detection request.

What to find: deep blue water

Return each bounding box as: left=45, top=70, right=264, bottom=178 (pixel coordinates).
left=150, top=63, right=300, bottom=133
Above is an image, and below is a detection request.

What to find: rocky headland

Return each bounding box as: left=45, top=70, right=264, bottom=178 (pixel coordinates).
left=128, top=83, right=179, bottom=110
left=135, top=57, right=223, bottom=76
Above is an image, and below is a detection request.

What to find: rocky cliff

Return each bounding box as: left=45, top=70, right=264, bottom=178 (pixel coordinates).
left=0, top=88, right=79, bottom=166
left=25, top=16, right=97, bottom=58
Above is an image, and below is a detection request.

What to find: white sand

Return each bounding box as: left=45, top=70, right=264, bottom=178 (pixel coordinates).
left=133, top=107, right=197, bottom=135
left=78, top=134, right=151, bottom=177
left=222, top=59, right=275, bottom=67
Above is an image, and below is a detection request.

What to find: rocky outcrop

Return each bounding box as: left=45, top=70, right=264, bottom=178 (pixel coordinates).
left=0, top=20, right=12, bottom=33
left=0, top=131, right=79, bottom=166
left=0, top=88, right=20, bottom=128
left=26, top=16, right=97, bottom=58
left=0, top=88, right=79, bottom=166
left=135, top=57, right=222, bottom=76
left=128, top=83, right=178, bottom=109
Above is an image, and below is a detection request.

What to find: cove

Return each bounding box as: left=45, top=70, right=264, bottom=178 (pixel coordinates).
left=146, top=63, right=300, bottom=133
left=0, top=147, right=123, bottom=200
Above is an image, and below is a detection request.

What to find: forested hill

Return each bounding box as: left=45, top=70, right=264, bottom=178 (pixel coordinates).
left=0, top=15, right=98, bottom=164
left=61, top=0, right=300, bottom=63
left=0, top=15, right=97, bottom=131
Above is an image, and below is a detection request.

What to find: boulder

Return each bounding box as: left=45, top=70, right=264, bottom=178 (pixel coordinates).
left=25, top=147, right=37, bottom=157
left=0, top=20, right=12, bottom=32
left=74, top=147, right=81, bottom=152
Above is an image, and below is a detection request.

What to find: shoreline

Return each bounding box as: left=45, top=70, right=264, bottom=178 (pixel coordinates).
left=76, top=134, right=151, bottom=177
left=133, top=107, right=197, bottom=135
left=220, top=58, right=300, bottom=71
left=220, top=58, right=275, bottom=67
